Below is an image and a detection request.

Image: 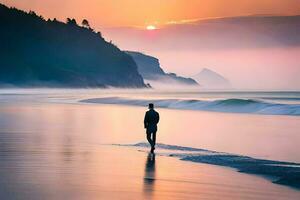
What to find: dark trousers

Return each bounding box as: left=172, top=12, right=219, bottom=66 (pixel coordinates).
left=146, top=131, right=156, bottom=148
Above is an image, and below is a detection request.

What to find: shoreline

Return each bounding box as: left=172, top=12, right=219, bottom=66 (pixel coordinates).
left=115, top=142, right=300, bottom=190
left=0, top=93, right=299, bottom=199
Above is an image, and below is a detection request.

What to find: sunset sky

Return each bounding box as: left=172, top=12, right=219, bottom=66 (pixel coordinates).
left=1, top=0, right=300, bottom=89
left=2, top=0, right=300, bottom=28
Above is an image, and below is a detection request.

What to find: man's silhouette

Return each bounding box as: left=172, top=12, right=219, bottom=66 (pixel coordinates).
left=144, top=103, right=159, bottom=153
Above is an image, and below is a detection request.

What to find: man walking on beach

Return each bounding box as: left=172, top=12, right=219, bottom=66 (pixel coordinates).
left=144, top=103, right=160, bottom=153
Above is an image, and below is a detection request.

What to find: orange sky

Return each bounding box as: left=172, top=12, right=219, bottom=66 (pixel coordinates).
left=1, top=0, right=300, bottom=89
left=1, top=0, right=300, bottom=28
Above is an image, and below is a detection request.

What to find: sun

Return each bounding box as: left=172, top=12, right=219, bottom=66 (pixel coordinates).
left=146, top=25, right=156, bottom=30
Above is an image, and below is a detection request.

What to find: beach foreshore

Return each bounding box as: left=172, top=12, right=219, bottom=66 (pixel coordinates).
left=0, top=91, right=300, bottom=199
left=1, top=143, right=300, bottom=200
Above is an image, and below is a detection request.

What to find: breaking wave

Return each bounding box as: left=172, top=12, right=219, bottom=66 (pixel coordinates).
left=81, top=97, right=300, bottom=116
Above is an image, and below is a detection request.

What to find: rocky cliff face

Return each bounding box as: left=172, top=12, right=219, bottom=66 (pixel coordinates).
left=126, top=51, right=198, bottom=86
left=0, top=4, right=146, bottom=88
left=125, top=51, right=164, bottom=79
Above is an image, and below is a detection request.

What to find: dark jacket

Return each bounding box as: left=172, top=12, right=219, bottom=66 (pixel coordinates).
left=144, top=109, right=160, bottom=133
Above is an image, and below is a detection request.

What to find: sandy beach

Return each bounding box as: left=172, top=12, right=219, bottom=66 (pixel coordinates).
left=0, top=90, right=300, bottom=199
left=2, top=142, right=300, bottom=200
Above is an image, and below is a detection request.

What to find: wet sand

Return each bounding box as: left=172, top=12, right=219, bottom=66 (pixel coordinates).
left=1, top=143, right=300, bottom=200
left=0, top=101, right=300, bottom=199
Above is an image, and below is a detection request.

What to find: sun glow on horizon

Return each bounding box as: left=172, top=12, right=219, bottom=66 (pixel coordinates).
left=146, top=25, right=156, bottom=30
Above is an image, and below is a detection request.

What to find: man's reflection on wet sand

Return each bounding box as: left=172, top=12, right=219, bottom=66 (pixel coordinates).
left=143, top=153, right=156, bottom=196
